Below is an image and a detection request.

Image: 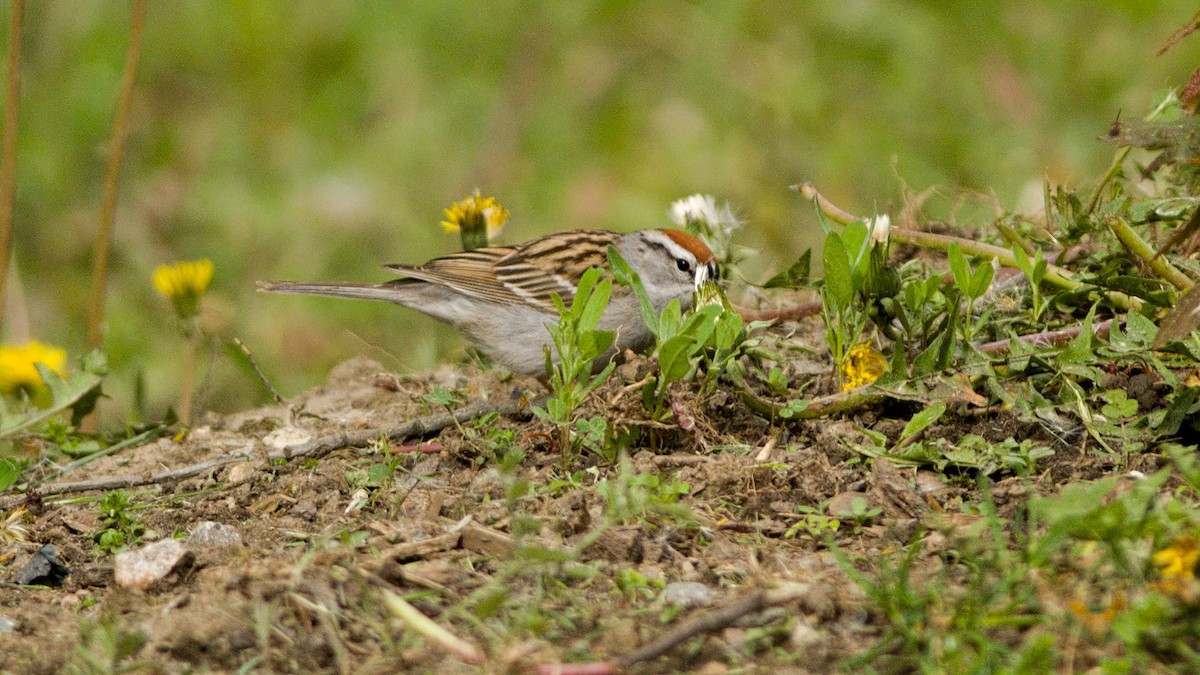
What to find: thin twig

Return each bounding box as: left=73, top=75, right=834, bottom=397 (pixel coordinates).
left=86, top=0, right=146, bottom=350
left=232, top=337, right=285, bottom=403
left=0, top=0, right=23, bottom=328
left=31, top=424, right=166, bottom=487
left=740, top=383, right=887, bottom=420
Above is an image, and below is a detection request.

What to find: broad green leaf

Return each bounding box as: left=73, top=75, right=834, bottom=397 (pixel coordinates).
left=2, top=359, right=105, bottom=439
left=822, top=232, right=852, bottom=313
left=658, top=334, right=694, bottom=383
left=1055, top=310, right=1095, bottom=366
left=968, top=260, right=995, bottom=300
left=658, top=300, right=683, bottom=342
left=947, top=243, right=970, bottom=294
left=0, top=458, right=21, bottom=491
left=577, top=275, right=612, bottom=333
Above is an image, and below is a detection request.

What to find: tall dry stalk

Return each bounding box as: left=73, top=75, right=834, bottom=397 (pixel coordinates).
left=0, top=0, right=24, bottom=333
left=85, top=0, right=146, bottom=350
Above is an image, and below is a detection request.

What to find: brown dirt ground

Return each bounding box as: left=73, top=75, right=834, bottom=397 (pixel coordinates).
left=0, top=318, right=1148, bottom=674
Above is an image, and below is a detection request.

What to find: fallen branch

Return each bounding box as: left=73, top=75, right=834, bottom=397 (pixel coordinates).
left=614, top=590, right=766, bottom=668
left=735, top=299, right=823, bottom=323
left=740, top=383, right=886, bottom=420
left=8, top=397, right=524, bottom=503
left=975, top=319, right=1114, bottom=354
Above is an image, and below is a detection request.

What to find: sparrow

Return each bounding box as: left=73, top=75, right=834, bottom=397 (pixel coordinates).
left=258, top=228, right=718, bottom=375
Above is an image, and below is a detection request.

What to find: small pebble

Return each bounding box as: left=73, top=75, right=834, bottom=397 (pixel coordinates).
left=187, top=521, right=243, bottom=549
left=13, top=545, right=70, bottom=586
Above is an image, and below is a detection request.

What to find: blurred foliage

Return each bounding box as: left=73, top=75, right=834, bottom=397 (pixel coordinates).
left=1, top=1, right=1198, bottom=422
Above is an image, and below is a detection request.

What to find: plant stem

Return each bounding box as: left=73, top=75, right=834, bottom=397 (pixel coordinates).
left=86, top=0, right=146, bottom=350
left=1107, top=215, right=1194, bottom=291
left=796, top=183, right=1143, bottom=312
left=1083, top=147, right=1129, bottom=216
left=0, top=0, right=23, bottom=331
left=178, top=332, right=196, bottom=426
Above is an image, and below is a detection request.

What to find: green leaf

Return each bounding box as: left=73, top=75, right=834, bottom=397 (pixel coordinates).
left=1055, top=310, right=1096, bottom=366
left=0, top=457, right=21, bottom=491
left=658, top=334, right=695, bottom=383
left=576, top=273, right=611, bottom=332
left=658, top=300, right=683, bottom=342
left=822, top=232, right=852, bottom=313
left=762, top=250, right=811, bottom=289
left=608, top=245, right=658, bottom=338
left=947, top=243, right=970, bottom=294
left=899, top=402, right=946, bottom=443
left=1, top=360, right=106, bottom=439
left=713, top=309, right=744, bottom=350
left=968, top=260, right=995, bottom=300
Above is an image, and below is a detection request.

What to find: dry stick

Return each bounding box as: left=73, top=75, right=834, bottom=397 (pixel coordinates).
left=613, top=590, right=767, bottom=669
left=736, top=299, right=823, bottom=322
left=976, top=318, right=1114, bottom=355
left=0, top=0, right=22, bottom=328
left=17, top=397, right=523, bottom=500
left=85, top=0, right=146, bottom=350
left=381, top=589, right=486, bottom=666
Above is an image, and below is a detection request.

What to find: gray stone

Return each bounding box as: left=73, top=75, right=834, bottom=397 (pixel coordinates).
left=187, top=521, right=242, bottom=549
left=662, top=581, right=718, bottom=610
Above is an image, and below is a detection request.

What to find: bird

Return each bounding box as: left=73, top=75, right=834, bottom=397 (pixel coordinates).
left=258, top=228, right=718, bottom=376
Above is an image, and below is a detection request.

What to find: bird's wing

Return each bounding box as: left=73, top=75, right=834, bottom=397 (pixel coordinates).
left=493, top=230, right=621, bottom=311
left=382, top=246, right=527, bottom=305
left=384, top=230, right=622, bottom=312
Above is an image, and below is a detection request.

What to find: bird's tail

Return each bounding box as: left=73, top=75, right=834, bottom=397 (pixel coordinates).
left=256, top=280, right=404, bottom=303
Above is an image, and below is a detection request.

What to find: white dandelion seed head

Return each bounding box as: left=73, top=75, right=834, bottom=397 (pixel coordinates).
left=670, top=194, right=720, bottom=227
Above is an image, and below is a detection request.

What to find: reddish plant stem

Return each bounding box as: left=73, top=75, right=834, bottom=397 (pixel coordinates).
left=976, top=319, right=1114, bottom=354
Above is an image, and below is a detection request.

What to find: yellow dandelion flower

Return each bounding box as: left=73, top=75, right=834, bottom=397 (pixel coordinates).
left=1152, top=535, right=1200, bottom=602
left=440, top=190, right=509, bottom=250
left=153, top=259, right=213, bottom=319
left=841, top=342, right=888, bottom=391
left=0, top=341, right=67, bottom=393
left=1186, top=369, right=1200, bottom=388
left=1153, top=536, right=1199, bottom=580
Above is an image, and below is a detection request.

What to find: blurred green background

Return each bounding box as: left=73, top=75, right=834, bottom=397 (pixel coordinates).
left=3, top=1, right=1198, bottom=424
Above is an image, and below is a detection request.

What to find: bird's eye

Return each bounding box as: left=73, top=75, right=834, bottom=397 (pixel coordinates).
left=676, top=258, right=692, bottom=273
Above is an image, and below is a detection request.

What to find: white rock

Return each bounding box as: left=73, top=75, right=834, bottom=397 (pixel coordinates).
left=263, top=426, right=312, bottom=450
left=113, top=539, right=191, bottom=590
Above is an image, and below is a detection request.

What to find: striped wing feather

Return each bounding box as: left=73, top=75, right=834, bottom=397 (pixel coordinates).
left=382, top=229, right=622, bottom=312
